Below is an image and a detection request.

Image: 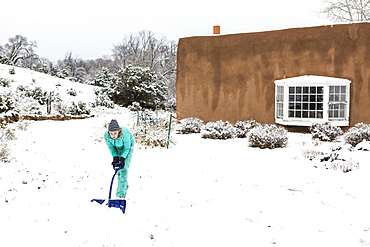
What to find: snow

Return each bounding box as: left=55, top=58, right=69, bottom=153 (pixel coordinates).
left=1, top=64, right=370, bottom=246
left=0, top=63, right=98, bottom=116
left=1, top=115, right=370, bottom=247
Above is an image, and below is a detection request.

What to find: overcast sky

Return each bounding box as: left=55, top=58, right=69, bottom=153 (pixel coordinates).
left=0, top=0, right=332, bottom=62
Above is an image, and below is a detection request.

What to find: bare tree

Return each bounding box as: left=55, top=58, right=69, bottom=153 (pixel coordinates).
left=320, top=0, right=370, bottom=21
left=3, top=34, right=38, bottom=68
left=112, top=30, right=177, bottom=106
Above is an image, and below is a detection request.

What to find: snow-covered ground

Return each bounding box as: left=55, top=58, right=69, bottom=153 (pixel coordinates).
left=1, top=110, right=370, bottom=247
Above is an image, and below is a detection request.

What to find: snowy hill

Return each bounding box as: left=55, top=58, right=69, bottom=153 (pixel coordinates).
left=0, top=64, right=99, bottom=117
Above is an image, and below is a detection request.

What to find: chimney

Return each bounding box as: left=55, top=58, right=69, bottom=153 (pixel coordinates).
left=213, top=25, right=220, bottom=35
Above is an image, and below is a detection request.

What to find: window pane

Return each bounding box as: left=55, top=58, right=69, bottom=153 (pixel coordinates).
left=296, top=87, right=302, bottom=93
left=310, top=87, right=316, bottom=93
left=317, top=95, right=323, bottom=102
left=317, top=87, right=323, bottom=94
left=303, top=87, right=309, bottom=93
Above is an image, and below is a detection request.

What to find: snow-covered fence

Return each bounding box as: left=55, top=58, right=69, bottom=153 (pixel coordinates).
left=130, top=110, right=175, bottom=148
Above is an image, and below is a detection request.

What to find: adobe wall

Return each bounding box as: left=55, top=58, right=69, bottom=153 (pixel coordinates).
left=176, top=23, right=370, bottom=126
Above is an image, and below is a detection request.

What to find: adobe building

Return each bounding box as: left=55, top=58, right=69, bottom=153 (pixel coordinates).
left=176, top=23, right=370, bottom=127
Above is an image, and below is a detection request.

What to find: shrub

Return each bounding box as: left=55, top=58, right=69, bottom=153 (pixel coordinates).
left=53, top=99, right=68, bottom=115
left=0, top=143, right=11, bottom=163
left=177, top=117, right=204, bottom=134
left=0, top=90, right=16, bottom=113
left=344, top=123, right=370, bottom=147
left=17, top=97, right=41, bottom=115
left=8, top=67, right=15, bottom=75
left=234, top=120, right=260, bottom=138
left=248, top=124, right=288, bottom=149
left=17, top=86, right=48, bottom=105
left=201, top=120, right=236, bottom=139
left=329, top=159, right=359, bottom=173
left=67, top=88, right=77, bottom=96
left=69, top=101, right=91, bottom=115
left=91, top=89, right=115, bottom=108
left=309, top=122, right=343, bottom=142
left=0, top=78, right=13, bottom=87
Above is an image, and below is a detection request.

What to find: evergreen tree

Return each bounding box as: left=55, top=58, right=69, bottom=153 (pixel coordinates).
left=109, top=65, right=167, bottom=110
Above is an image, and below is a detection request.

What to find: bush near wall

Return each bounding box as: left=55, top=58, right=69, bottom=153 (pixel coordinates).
left=309, top=122, right=343, bottom=142
left=344, top=123, right=370, bottom=147
left=248, top=124, right=288, bottom=149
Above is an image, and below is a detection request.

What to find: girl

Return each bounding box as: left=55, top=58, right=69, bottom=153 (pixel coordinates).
left=104, top=119, right=134, bottom=199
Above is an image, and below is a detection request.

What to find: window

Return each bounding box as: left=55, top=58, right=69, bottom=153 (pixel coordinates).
left=276, top=86, right=284, bottom=119
left=274, top=75, right=351, bottom=126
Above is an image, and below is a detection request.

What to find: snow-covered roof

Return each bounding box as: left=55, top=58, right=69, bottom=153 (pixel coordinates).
left=275, top=75, right=351, bottom=85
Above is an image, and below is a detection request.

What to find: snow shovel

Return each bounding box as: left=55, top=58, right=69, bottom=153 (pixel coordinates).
left=91, top=163, right=126, bottom=214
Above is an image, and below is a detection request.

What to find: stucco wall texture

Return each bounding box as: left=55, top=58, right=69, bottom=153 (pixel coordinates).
left=176, top=23, right=370, bottom=126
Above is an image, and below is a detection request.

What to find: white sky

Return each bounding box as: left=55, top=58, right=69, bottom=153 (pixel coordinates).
left=0, top=0, right=332, bottom=62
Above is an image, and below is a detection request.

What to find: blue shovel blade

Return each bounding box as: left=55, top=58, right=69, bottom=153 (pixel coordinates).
left=107, top=199, right=126, bottom=214
left=91, top=199, right=106, bottom=205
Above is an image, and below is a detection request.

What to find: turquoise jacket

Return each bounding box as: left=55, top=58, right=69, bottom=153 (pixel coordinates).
left=104, top=126, right=134, bottom=158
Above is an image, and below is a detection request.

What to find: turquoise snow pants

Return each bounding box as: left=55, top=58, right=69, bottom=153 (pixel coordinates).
left=116, top=148, right=133, bottom=198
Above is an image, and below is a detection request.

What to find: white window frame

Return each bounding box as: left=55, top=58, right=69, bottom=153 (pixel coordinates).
left=274, top=75, right=351, bottom=126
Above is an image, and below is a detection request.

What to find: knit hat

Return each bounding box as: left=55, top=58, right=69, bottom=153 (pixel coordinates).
left=108, top=119, right=120, bottom=131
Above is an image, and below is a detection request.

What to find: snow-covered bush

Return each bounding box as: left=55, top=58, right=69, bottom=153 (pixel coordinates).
left=0, top=90, right=16, bottom=113
left=17, top=97, right=41, bottom=115
left=177, top=117, right=204, bottom=134
left=0, top=78, right=13, bottom=87
left=0, top=127, right=15, bottom=163
left=53, top=99, right=69, bottom=115
left=0, top=142, right=10, bottom=163
left=69, top=101, right=91, bottom=115
left=67, top=88, right=77, bottom=96
left=234, top=119, right=260, bottom=138
left=248, top=124, right=288, bottom=149
left=344, top=123, right=370, bottom=147
left=8, top=67, right=15, bottom=75
left=330, top=159, right=359, bottom=173
left=309, top=122, right=343, bottom=142
left=128, top=102, right=142, bottom=112
left=110, top=65, right=167, bottom=110
left=90, top=89, right=115, bottom=108
left=313, top=145, right=360, bottom=173
left=201, top=120, right=236, bottom=140
left=17, top=86, right=48, bottom=105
